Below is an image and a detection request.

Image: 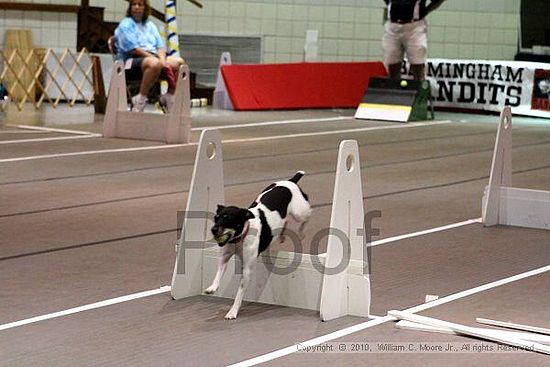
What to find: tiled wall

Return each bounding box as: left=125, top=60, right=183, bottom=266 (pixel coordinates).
left=0, top=0, right=79, bottom=51
left=1, top=0, right=521, bottom=62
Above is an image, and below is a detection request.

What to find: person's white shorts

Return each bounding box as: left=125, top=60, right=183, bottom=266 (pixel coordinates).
left=382, top=19, right=428, bottom=65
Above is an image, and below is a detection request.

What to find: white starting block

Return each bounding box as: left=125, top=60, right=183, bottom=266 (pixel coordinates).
left=103, top=61, right=192, bottom=143
left=171, top=129, right=370, bottom=321
left=482, top=106, right=550, bottom=229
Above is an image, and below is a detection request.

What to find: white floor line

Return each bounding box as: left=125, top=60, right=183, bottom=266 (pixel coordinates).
left=191, top=116, right=350, bottom=131
left=6, top=124, right=98, bottom=136
left=229, top=264, right=550, bottom=367
left=370, top=218, right=482, bottom=247
left=0, top=134, right=102, bottom=145
left=0, top=120, right=452, bottom=163
left=222, top=120, right=452, bottom=144
left=0, top=286, right=171, bottom=332
left=0, top=130, right=50, bottom=134
left=368, top=314, right=385, bottom=319
left=0, top=143, right=191, bottom=163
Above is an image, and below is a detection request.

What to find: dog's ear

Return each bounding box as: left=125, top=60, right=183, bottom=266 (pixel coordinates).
left=216, top=204, right=225, bottom=213
left=243, top=210, right=255, bottom=220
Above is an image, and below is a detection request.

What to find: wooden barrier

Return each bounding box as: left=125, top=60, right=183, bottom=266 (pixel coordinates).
left=0, top=48, right=95, bottom=111
left=4, top=29, right=35, bottom=102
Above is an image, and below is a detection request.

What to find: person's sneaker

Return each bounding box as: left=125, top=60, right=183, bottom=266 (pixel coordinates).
left=131, top=95, right=147, bottom=112
left=160, top=93, right=175, bottom=114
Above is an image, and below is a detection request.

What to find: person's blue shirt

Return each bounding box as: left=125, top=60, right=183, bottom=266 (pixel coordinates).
left=114, top=17, right=165, bottom=61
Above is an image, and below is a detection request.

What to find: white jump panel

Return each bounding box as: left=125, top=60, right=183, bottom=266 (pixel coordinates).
left=499, top=187, right=550, bottom=229
left=354, top=103, right=411, bottom=122
left=200, top=250, right=368, bottom=311
left=482, top=106, right=550, bottom=230
left=202, top=248, right=324, bottom=310
left=171, top=131, right=371, bottom=320
left=103, top=61, right=192, bottom=143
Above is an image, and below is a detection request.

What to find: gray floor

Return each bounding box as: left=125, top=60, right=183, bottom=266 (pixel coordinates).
left=0, top=104, right=549, bottom=366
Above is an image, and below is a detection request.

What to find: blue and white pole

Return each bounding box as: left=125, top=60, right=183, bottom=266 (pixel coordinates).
left=165, top=0, right=180, bottom=57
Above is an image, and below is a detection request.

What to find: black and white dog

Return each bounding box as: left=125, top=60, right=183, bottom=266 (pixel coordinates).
left=206, top=171, right=312, bottom=319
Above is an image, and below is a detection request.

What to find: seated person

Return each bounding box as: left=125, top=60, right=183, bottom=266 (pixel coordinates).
left=114, top=0, right=185, bottom=112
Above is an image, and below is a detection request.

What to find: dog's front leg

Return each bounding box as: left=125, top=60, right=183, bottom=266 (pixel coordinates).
left=205, top=245, right=234, bottom=294
left=224, top=264, right=253, bottom=320
left=225, top=242, right=256, bottom=320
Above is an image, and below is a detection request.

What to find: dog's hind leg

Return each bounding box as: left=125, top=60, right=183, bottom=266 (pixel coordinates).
left=289, top=195, right=312, bottom=240
left=205, top=245, right=234, bottom=294
left=297, top=220, right=309, bottom=240
left=292, top=208, right=312, bottom=240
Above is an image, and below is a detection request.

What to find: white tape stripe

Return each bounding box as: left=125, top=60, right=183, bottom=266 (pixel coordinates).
left=0, top=120, right=452, bottom=163
left=370, top=218, right=482, bottom=247
left=6, top=124, right=97, bottom=135
left=229, top=264, right=550, bottom=367
left=0, top=130, right=50, bottom=134
left=0, top=143, right=192, bottom=163
left=0, top=134, right=102, bottom=145
left=0, top=286, right=171, bottom=331
left=222, top=120, right=452, bottom=144
left=191, top=116, right=350, bottom=130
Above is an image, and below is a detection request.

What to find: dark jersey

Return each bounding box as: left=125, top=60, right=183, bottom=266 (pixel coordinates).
left=386, top=0, right=427, bottom=22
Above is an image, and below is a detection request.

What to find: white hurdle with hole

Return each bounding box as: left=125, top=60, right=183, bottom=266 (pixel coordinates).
left=103, top=61, right=192, bottom=143
left=482, top=106, right=550, bottom=229
left=171, top=129, right=370, bottom=321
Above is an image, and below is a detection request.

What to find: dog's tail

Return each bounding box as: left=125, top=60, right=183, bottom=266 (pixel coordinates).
left=289, top=170, right=305, bottom=183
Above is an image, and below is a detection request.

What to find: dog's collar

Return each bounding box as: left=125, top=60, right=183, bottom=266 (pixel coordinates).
left=230, top=221, right=250, bottom=243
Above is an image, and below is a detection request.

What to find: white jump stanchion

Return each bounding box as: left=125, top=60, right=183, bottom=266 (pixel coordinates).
left=171, top=133, right=371, bottom=320
left=103, top=62, right=192, bottom=144
left=320, top=140, right=370, bottom=321
left=171, top=129, right=224, bottom=299
left=212, top=52, right=234, bottom=110
left=482, top=106, right=512, bottom=226
left=482, top=106, right=550, bottom=229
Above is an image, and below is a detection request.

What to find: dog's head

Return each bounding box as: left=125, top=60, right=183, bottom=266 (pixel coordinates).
left=211, top=205, right=254, bottom=246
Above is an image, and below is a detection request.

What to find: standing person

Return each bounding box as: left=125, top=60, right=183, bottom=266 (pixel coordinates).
left=382, top=0, right=446, bottom=80
left=114, top=0, right=185, bottom=112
